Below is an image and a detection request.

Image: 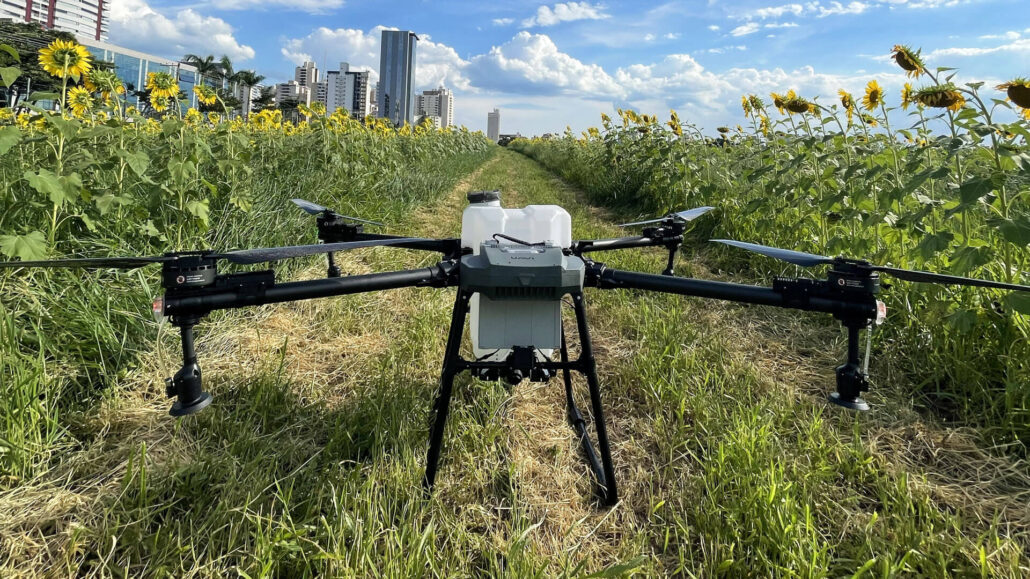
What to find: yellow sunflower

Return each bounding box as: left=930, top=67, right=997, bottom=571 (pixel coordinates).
left=900, top=83, right=916, bottom=110
left=184, top=107, right=202, bottom=124
left=862, top=80, right=883, bottom=111
left=838, top=89, right=856, bottom=124
left=759, top=115, right=770, bottom=136
left=38, top=39, right=92, bottom=80
left=996, top=78, right=1030, bottom=119
left=146, top=72, right=178, bottom=99
left=749, top=94, right=764, bottom=112
left=193, top=84, right=217, bottom=106
left=890, top=45, right=925, bottom=78
left=861, top=113, right=878, bottom=127
left=150, top=94, right=171, bottom=112
left=770, top=92, right=786, bottom=114
left=741, top=95, right=752, bottom=116
left=914, top=84, right=965, bottom=112
left=66, top=86, right=93, bottom=117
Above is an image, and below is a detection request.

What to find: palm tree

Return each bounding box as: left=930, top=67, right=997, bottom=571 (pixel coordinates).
left=182, top=54, right=220, bottom=87
left=234, top=70, right=265, bottom=116
left=252, top=86, right=276, bottom=113
left=219, top=55, right=236, bottom=92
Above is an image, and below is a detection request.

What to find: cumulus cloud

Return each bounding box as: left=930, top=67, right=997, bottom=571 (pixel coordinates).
left=521, top=2, right=610, bottom=27
left=210, top=0, right=343, bottom=13
left=109, top=0, right=254, bottom=61
left=466, top=31, right=623, bottom=97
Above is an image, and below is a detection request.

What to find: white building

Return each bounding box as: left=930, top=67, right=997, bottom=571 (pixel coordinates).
left=2, top=0, right=108, bottom=40
left=275, top=80, right=310, bottom=106
left=235, top=84, right=262, bottom=116
left=487, top=108, right=500, bottom=142
left=294, top=61, right=318, bottom=87
left=323, top=62, right=372, bottom=120
left=415, top=86, right=454, bottom=128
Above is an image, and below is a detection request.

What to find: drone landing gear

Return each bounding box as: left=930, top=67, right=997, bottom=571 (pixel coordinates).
left=828, top=320, right=870, bottom=411
left=166, top=315, right=213, bottom=416
left=423, top=291, right=619, bottom=505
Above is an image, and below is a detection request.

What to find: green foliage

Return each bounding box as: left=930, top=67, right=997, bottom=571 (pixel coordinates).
left=512, top=97, right=1030, bottom=443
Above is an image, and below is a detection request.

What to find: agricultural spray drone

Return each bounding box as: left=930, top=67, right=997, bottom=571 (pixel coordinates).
left=3, top=191, right=1028, bottom=506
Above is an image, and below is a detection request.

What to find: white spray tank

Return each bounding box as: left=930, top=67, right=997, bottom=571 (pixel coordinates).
left=460, top=191, right=573, bottom=361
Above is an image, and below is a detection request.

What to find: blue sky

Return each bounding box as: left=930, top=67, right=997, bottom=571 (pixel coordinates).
left=109, top=0, right=1030, bottom=135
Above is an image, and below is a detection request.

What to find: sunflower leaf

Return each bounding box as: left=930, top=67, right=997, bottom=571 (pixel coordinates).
left=0, top=231, right=47, bottom=261
left=0, top=66, right=19, bottom=88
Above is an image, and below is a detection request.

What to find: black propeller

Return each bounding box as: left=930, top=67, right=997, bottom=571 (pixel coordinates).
left=619, top=206, right=715, bottom=227
left=0, top=238, right=427, bottom=270
left=291, top=198, right=385, bottom=227
left=712, top=239, right=1030, bottom=292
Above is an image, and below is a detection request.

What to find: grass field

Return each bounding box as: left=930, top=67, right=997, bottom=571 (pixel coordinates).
left=3, top=147, right=1028, bottom=577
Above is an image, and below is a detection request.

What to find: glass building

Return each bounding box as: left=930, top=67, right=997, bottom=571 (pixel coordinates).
left=377, top=30, right=418, bottom=127
left=78, top=37, right=199, bottom=109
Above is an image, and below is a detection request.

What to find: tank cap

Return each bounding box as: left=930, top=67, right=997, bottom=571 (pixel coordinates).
left=467, top=190, right=501, bottom=204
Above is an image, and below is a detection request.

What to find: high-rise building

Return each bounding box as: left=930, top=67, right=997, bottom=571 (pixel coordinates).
left=487, top=108, right=500, bottom=142
left=2, top=0, right=108, bottom=40
left=324, top=62, right=372, bottom=120
left=275, top=80, right=310, bottom=106
left=415, top=86, right=454, bottom=128
left=235, top=84, right=262, bottom=116
left=377, top=30, right=418, bottom=127
left=294, top=61, right=318, bottom=87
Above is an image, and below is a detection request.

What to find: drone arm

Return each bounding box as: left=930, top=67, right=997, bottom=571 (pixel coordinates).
left=163, top=262, right=455, bottom=317
left=332, top=232, right=465, bottom=258
left=571, top=235, right=680, bottom=256
left=589, top=265, right=876, bottom=319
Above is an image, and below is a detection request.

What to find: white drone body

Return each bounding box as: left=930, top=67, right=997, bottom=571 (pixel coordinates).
left=459, top=191, right=574, bottom=361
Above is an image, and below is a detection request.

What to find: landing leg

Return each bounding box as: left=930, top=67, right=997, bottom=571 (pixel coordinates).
left=570, top=293, right=619, bottom=505
left=423, top=290, right=471, bottom=495
left=560, top=323, right=606, bottom=497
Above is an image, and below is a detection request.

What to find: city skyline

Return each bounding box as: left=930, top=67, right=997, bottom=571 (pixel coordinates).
left=7, top=1, right=1029, bottom=134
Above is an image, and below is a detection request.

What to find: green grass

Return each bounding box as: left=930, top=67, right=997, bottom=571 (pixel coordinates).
left=2, top=149, right=1028, bottom=577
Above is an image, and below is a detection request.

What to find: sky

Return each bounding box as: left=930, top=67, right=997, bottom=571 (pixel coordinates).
left=107, top=0, right=1030, bottom=135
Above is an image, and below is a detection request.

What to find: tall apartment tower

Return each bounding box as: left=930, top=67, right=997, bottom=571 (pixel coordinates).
left=377, top=30, right=418, bottom=127
left=487, top=109, right=501, bottom=142
left=295, top=61, right=319, bottom=87
left=415, top=86, right=454, bottom=128
left=324, top=62, right=372, bottom=120
left=1, top=0, right=109, bottom=40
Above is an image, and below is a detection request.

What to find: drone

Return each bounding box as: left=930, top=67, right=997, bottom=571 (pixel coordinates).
left=3, top=191, right=1028, bottom=506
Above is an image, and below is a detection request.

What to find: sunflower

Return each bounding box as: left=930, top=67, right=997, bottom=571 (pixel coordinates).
left=146, top=72, right=178, bottom=99
left=87, top=69, right=124, bottom=101
left=995, top=78, right=1030, bottom=118
left=759, top=115, right=770, bottom=136
left=741, top=95, right=752, bottom=116
left=900, top=83, right=916, bottom=110
left=184, top=107, right=202, bottom=124
left=66, top=86, right=93, bottom=117
left=784, top=92, right=812, bottom=114
left=208, top=112, right=221, bottom=124
left=913, top=84, right=965, bottom=112
left=748, top=94, right=765, bottom=112
left=38, top=39, right=92, bottom=80
left=890, top=45, right=925, bottom=78
left=193, top=84, right=217, bottom=106
left=0, top=108, right=13, bottom=124
left=861, top=113, right=878, bottom=127
left=862, top=80, right=883, bottom=111
left=81, top=73, right=97, bottom=93
left=717, top=126, right=729, bottom=133
left=838, top=89, right=856, bottom=124
left=770, top=92, right=787, bottom=114
left=150, top=94, right=171, bottom=112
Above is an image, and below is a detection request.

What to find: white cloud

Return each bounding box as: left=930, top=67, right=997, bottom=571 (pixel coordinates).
left=979, top=31, right=1020, bottom=41
left=493, top=18, right=514, bottom=26
left=730, top=23, right=761, bottom=36
left=466, top=31, right=623, bottom=97
left=815, top=1, right=869, bottom=16
left=521, top=2, right=610, bottom=27
left=928, top=38, right=1030, bottom=58
left=644, top=33, right=656, bottom=42
left=765, top=21, right=800, bottom=28
left=209, top=0, right=343, bottom=13
left=109, top=0, right=255, bottom=62
left=708, top=25, right=720, bottom=31
left=751, top=4, right=806, bottom=19
left=665, top=33, right=681, bottom=40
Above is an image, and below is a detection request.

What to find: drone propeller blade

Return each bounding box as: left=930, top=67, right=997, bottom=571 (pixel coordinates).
left=291, top=198, right=329, bottom=215
left=869, top=265, right=1030, bottom=292
left=291, top=198, right=385, bottom=227
left=711, top=239, right=835, bottom=268
left=619, top=206, right=716, bottom=227
left=0, top=255, right=174, bottom=269
left=211, top=238, right=426, bottom=265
